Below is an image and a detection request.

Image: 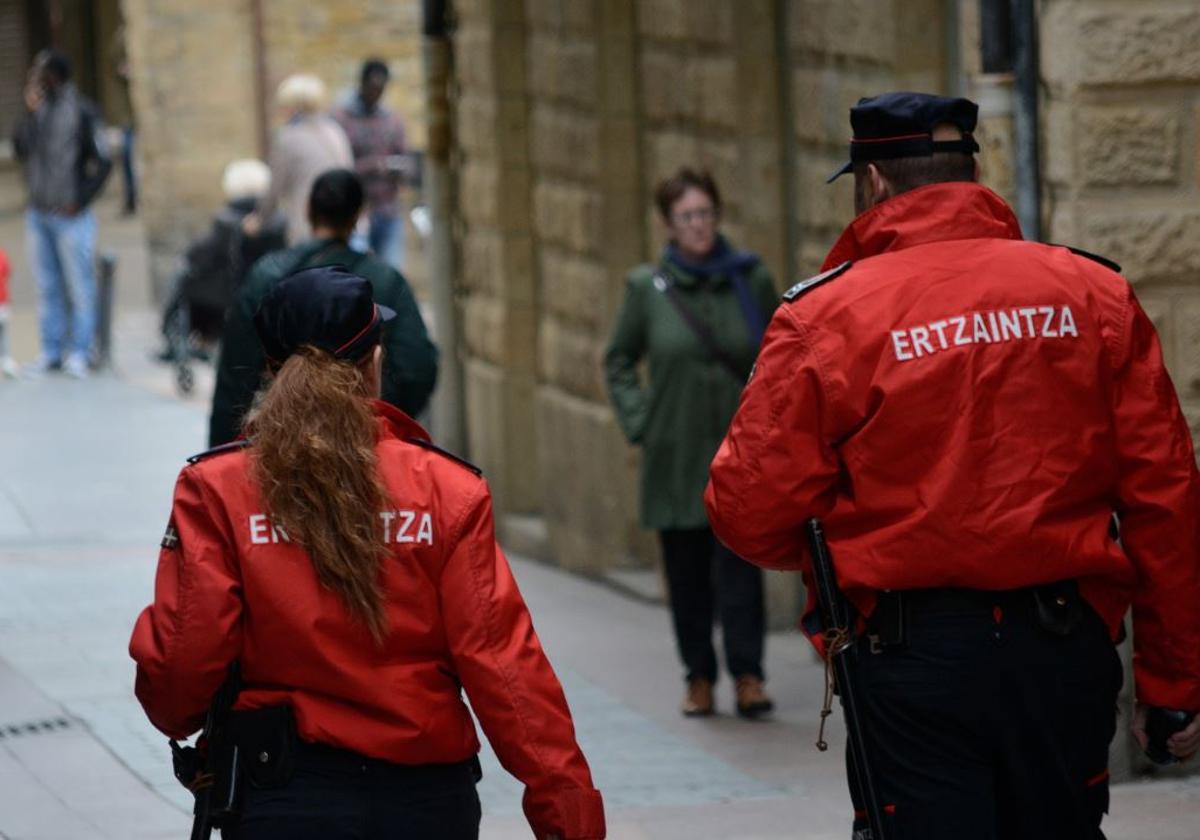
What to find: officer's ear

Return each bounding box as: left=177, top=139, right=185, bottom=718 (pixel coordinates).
left=866, top=163, right=890, bottom=206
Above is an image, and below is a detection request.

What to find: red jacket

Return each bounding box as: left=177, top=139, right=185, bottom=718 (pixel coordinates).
left=130, top=402, right=605, bottom=839
left=706, top=183, right=1200, bottom=712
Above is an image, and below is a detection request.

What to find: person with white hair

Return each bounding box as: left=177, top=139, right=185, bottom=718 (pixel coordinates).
left=250, top=74, right=353, bottom=244
left=156, top=158, right=287, bottom=361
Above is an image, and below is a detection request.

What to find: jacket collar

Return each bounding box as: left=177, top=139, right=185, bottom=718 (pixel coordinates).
left=821, top=182, right=1024, bottom=270
left=373, top=399, right=430, bottom=443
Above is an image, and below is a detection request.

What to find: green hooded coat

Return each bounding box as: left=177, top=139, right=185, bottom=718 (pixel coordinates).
left=604, top=249, right=777, bottom=530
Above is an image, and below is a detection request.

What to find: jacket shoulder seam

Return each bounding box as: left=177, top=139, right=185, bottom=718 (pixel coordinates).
left=187, top=439, right=252, bottom=465
left=782, top=261, right=853, bottom=302
left=404, top=437, right=482, bottom=477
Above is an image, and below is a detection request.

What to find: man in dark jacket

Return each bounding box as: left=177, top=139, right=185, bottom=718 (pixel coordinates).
left=159, top=159, right=286, bottom=356
left=209, top=168, right=437, bottom=446
left=13, top=50, right=112, bottom=378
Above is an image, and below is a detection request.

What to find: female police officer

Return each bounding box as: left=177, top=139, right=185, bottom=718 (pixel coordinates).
left=130, top=267, right=605, bottom=839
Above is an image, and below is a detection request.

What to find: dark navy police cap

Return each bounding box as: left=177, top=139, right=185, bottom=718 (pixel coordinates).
left=253, top=266, right=396, bottom=364
left=827, top=92, right=980, bottom=183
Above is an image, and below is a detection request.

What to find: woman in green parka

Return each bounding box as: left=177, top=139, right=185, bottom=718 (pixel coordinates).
left=604, top=168, right=777, bottom=719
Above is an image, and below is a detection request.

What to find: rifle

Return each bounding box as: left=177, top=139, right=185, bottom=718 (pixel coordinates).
left=170, top=663, right=243, bottom=840
left=807, top=519, right=888, bottom=840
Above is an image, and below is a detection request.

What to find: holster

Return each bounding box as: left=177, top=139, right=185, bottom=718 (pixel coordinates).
left=1031, top=580, right=1084, bottom=636
left=230, top=705, right=299, bottom=789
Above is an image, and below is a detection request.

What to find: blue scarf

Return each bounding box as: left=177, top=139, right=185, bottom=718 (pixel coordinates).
left=665, top=236, right=766, bottom=347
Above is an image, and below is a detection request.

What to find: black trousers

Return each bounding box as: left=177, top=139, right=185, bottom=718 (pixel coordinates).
left=848, top=590, right=1122, bottom=840
left=659, top=527, right=766, bottom=682
left=223, top=742, right=481, bottom=840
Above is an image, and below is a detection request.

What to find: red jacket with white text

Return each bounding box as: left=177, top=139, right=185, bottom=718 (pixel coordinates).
left=130, top=401, right=605, bottom=839
left=705, top=182, right=1200, bottom=712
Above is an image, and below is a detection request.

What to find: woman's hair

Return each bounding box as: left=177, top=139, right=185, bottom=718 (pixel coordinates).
left=654, top=167, right=722, bottom=220
left=222, top=159, right=272, bottom=202
left=247, top=345, right=389, bottom=641
left=276, top=73, right=326, bottom=114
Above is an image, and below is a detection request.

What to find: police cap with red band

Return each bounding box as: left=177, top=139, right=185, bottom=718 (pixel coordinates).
left=827, top=91, right=981, bottom=183
left=254, top=266, right=396, bottom=364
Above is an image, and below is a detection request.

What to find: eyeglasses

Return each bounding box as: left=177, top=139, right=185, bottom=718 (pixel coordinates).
left=671, top=207, right=717, bottom=225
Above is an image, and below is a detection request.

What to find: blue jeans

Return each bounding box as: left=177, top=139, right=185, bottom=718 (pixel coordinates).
left=351, top=210, right=405, bottom=270
left=26, top=207, right=98, bottom=361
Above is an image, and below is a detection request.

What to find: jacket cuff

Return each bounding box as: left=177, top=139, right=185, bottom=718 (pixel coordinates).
left=524, top=786, right=606, bottom=839
left=1134, top=662, right=1200, bottom=712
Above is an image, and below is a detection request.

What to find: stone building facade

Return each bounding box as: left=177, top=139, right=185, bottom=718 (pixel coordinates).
left=120, top=0, right=427, bottom=297
left=451, top=0, right=1200, bottom=624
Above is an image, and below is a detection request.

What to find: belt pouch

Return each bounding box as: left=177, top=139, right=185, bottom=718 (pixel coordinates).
left=231, top=706, right=299, bottom=789
left=1032, top=581, right=1084, bottom=636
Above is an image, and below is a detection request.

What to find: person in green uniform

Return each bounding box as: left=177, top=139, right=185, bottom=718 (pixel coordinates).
left=604, top=168, right=777, bottom=718
left=209, top=169, right=437, bottom=446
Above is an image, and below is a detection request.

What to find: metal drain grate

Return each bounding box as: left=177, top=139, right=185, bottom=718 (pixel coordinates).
left=0, top=717, right=73, bottom=740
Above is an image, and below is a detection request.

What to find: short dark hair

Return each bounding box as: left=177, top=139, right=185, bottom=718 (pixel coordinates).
left=361, top=59, right=390, bottom=85
left=855, top=151, right=975, bottom=196
left=41, top=50, right=72, bottom=83
left=654, top=167, right=721, bottom=220
left=308, top=169, right=364, bottom=229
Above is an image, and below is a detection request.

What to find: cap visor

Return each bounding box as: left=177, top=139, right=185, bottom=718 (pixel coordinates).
left=826, top=160, right=853, bottom=184
left=378, top=304, right=397, bottom=323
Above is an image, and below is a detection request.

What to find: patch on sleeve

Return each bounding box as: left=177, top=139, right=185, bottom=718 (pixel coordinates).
left=782, top=261, right=853, bottom=302
left=1064, top=246, right=1122, bottom=275
left=161, top=521, right=181, bottom=551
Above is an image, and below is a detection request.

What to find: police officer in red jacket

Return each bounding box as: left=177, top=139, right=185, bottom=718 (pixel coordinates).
left=706, top=92, right=1200, bottom=840
left=130, top=267, right=605, bottom=840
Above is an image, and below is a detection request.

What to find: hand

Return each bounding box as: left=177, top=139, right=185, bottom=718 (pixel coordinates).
left=57, top=203, right=80, bottom=217
left=1134, top=703, right=1200, bottom=762
left=241, top=213, right=262, bottom=236
left=23, top=81, right=43, bottom=112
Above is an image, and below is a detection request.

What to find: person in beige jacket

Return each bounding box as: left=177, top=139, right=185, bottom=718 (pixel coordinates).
left=253, top=74, right=353, bottom=244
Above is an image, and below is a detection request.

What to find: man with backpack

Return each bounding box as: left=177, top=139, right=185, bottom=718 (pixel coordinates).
left=209, top=169, right=437, bottom=446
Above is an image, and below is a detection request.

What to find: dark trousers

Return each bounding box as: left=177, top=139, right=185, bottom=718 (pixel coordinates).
left=848, top=590, right=1122, bottom=840
left=659, top=527, right=766, bottom=682
left=224, top=742, right=481, bottom=840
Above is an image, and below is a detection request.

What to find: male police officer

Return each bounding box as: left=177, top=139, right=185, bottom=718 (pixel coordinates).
left=705, top=92, right=1200, bottom=839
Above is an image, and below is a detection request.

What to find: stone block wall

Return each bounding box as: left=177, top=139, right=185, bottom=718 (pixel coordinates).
left=121, top=0, right=425, bottom=299
left=452, top=0, right=955, bottom=625
left=1040, top=0, right=1200, bottom=431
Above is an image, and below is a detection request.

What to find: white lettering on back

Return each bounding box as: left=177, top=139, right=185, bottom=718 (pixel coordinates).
left=910, top=326, right=935, bottom=357
left=250, top=514, right=270, bottom=545
left=417, top=513, right=434, bottom=546
left=891, top=305, right=1081, bottom=362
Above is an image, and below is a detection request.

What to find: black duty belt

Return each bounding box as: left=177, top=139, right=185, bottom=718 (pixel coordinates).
left=866, top=579, right=1085, bottom=651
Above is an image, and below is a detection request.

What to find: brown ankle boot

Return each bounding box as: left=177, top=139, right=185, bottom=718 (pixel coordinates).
left=735, top=675, right=774, bottom=719
left=682, top=678, right=715, bottom=717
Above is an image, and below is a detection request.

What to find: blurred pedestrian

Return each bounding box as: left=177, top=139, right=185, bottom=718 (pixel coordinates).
left=210, top=168, right=437, bottom=446
left=604, top=167, right=777, bottom=719
left=250, top=74, right=353, bottom=244
left=158, top=159, right=286, bottom=360
left=706, top=91, right=1200, bottom=839
left=12, top=50, right=112, bottom=379
left=334, top=58, right=409, bottom=270
left=0, top=247, right=15, bottom=378
left=131, top=268, right=606, bottom=840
